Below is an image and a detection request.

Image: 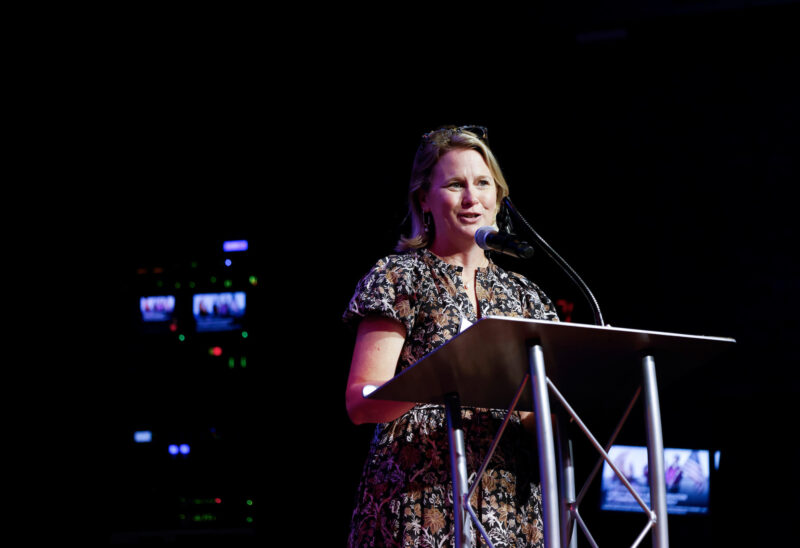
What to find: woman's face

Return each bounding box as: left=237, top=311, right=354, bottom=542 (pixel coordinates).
left=421, top=148, right=498, bottom=252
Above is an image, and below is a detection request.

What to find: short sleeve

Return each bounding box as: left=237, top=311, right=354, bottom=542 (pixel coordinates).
left=342, top=256, right=417, bottom=335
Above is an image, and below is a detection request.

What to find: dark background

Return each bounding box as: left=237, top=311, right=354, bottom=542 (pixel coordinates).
left=93, top=2, right=798, bottom=545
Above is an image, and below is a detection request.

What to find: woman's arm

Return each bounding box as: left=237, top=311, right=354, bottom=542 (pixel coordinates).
left=345, top=315, right=416, bottom=425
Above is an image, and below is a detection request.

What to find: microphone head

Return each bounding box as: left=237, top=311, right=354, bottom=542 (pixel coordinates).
left=474, top=225, right=496, bottom=249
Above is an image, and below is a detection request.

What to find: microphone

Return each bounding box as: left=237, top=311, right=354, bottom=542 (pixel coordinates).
left=475, top=225, right=535, bottom=259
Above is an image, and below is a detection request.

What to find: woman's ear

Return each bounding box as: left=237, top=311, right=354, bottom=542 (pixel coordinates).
left=418, top=189, right=429, bottom=212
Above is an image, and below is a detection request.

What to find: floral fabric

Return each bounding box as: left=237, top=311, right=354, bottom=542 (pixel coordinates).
left=344, top=248, right=559, bottom=547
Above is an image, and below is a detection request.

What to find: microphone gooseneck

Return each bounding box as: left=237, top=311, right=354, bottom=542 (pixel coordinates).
left=502, top=197, right=605, bottom=326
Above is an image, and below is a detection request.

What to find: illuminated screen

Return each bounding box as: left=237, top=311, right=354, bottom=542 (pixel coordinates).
left=599, top=445, right=711, bottom=515
left=192, top=291, right=246, bottom=332
left=140, top=295, right=176, bottom=322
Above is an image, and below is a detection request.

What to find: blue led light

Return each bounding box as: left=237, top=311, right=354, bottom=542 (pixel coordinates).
left=223, top=240, right=248, bottom=252
left=224, top=259, right=232, bottom=267
left=179, top=443, right=191, bottom=455
left=134, top=430, right=152, bottom=443
left=168, top=444, right=179, bottom=455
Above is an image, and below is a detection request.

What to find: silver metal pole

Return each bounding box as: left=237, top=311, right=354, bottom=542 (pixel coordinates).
left=642, top=355, right=669, bottom=548
left=445, top=392, right=473, bottom=548
left=556, top=429, right=577, bottom=548
left=529, top=342, right=561, bottom=548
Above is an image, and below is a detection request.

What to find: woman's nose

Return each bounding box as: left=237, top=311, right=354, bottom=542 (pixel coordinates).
left=462, top=185, right=477, bottom=205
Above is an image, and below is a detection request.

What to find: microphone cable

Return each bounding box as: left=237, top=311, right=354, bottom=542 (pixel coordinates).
left=502, top=197, right=605, bottom=326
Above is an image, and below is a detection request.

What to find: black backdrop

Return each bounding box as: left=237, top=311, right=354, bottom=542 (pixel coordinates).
left=100, top=4, right=799, bottom=546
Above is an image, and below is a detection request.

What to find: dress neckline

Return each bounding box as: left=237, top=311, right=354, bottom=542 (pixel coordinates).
left=419, top=247, right=492, bottom=274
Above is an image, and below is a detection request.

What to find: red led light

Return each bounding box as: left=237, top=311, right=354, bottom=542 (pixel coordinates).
left=556, top=299, right=575, bottom=323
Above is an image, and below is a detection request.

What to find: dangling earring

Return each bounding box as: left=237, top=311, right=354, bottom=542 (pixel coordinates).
left=423, top=211, right=432, bottom=233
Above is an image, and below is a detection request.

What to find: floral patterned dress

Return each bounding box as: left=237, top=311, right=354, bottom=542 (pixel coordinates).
left=344, top=248, right=560, bottom=548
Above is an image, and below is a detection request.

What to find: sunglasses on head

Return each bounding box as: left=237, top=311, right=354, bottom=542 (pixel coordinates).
left=420, top=125, right=489, bottom=148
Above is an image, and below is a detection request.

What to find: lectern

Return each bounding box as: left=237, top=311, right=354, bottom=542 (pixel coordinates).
left=366, top=316, right=735, bottom=548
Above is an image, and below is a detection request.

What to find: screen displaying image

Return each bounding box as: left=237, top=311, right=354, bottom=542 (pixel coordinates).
left=192, top=291, right=246, bottom=332
left=599, top=445, right=711, bottom=515
left=140, top=295, right=176, bottom=323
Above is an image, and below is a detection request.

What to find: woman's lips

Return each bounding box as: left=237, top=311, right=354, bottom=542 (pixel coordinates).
left=458, top=212, right=483, bottom=223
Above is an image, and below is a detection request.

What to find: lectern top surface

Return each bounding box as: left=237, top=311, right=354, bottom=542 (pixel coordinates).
left=366, top=316, right=735, bottom=411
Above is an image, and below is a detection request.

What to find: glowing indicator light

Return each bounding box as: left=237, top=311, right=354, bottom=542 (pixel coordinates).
left=224, top=279, right=233, bottom=288
left=214, top=497, right=222, bottom=504
left=240, top=356, right=247, bottom=368
left=224, top=259, right=232, bottom=267
left=134, top=430, right=152, bottom=443
left=209, top=346, right=223, bottom=357
left=246, top=499, right=253, bottom=506
left=228, top=357, right=235, bottom=369
left=178, top=334, right=186, bottom=342
left=168, top=444, right=179, bottom=455
left=223, top=240, right=249, bottom=252
left=179, top=444, right=190, bottom=455
left=241, top=331, right=248, bottom=339
left=246, top=517, right=254, bottom=524
left=248, top=275, right=258, bottom=286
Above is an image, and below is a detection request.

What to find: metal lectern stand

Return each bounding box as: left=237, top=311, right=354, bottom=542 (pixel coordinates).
left=366, top=316, right=735, bottom=548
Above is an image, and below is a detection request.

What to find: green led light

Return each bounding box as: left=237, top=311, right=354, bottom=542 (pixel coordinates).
left=246, top=516, right=254, bottom=524
left=224, top=279, right=232, bottom=288
left=240, top=356, right=247, bottom=368
left=174, top=282, right=181, bottom=289
left=246, top=499, right=253, bottom=506
left=178, top=334, right=186, bottom=342
left=193, top=513, right=217, bottom=522
left=228, top=357, right=235, bottom=369
left=248, top=275, right=258, bottom=286
left=210, top=275, right=217, bottom=284
left=241, top=331, right=248, bottom=339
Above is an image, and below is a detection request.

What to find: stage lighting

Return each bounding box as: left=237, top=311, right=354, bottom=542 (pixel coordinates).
left=222, top=240, right=248, bottom=252
left=133, top=430, right=152, bottom=443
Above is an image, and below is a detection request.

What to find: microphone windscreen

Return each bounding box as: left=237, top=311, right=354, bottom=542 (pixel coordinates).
left=474, top=225, right=496, bottom=249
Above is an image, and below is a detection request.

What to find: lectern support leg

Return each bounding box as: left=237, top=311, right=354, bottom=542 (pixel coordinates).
left=529, top=342, right=561, bottom=548
left=642, top=355, right=669, bottom=548
left=445, top=392, right=473, bottom=548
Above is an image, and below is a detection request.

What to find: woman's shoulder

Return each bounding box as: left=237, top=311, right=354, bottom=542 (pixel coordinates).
left=489, top=262, right=560, bottom=320
left=489, top=261, right=536, bottom=288
left=355, top=249, right=430, bottom=288
left=367, top=248, right=432, bottom=275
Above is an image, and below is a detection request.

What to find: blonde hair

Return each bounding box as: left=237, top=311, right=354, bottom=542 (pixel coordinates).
left=396, top=127, right=510, bottom=251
